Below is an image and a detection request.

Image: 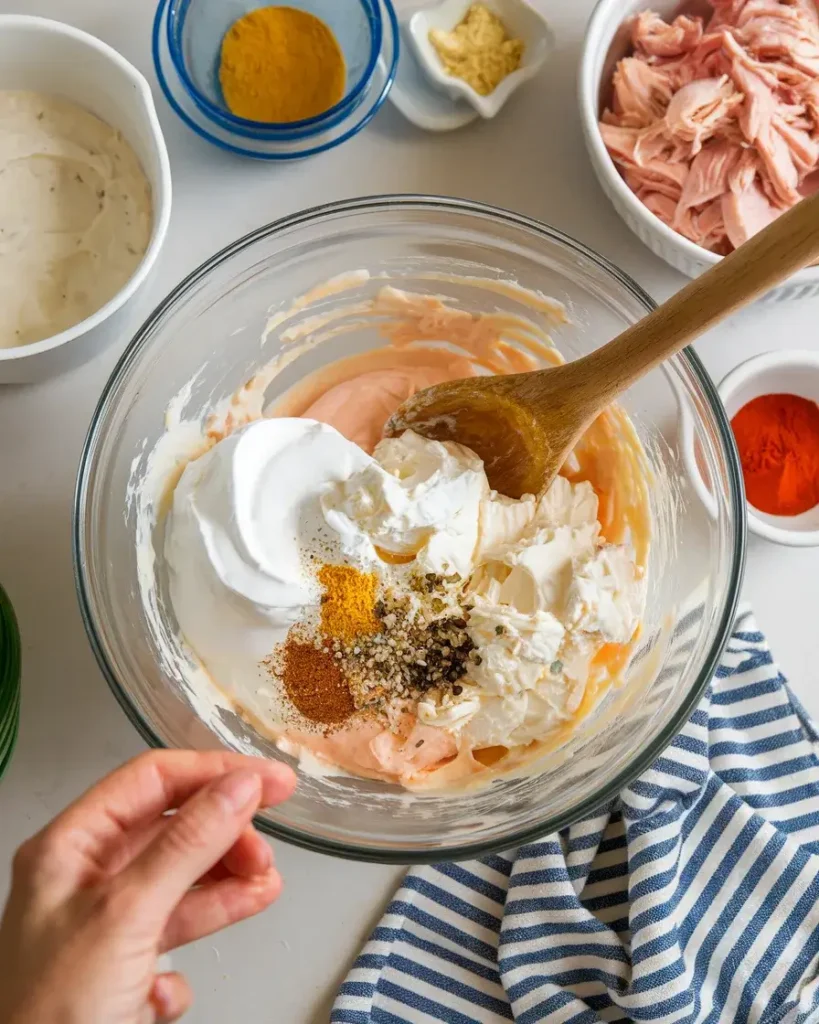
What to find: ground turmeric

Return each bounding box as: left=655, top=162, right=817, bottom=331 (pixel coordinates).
left=219, top=6, right=346, bottom=123
left=318, top=564, right=380, bottom=642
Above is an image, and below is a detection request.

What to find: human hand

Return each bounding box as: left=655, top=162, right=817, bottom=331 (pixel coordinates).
left=0, top=750, right=296, bottom=1024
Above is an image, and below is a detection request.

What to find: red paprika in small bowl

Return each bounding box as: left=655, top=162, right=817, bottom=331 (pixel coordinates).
left=731, top=393, right=819, bottom=519
left=718, top=352, right=819, bottom=546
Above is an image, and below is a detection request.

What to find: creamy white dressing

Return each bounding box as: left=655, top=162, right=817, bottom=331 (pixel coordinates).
left=0, top=91, right=152, bottom=348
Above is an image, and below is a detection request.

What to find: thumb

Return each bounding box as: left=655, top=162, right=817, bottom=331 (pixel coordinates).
left=151, top=971, right=194, bottom=1022
left=116, top=769, right=263, bottom=923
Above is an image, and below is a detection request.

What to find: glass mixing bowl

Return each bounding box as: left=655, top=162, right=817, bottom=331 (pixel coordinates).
left=74, top=197, right=745, bottom=863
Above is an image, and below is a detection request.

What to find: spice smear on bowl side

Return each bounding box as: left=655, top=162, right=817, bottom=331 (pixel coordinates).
left=731, top=393, right=819, bottom=516
left=219, top=6, right=346, bottom=123
left=429, top=4, right=524, bottom=96
left=599, top=3, right=819, bottom=254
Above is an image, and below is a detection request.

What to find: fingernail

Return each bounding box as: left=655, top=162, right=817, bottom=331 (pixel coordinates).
left=215, top=770, right=261, bottom=812
left=151, top=974, right=173, bottom=1015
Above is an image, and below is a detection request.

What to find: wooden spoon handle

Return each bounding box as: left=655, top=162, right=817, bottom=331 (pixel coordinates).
left=570, top=190, right=819, bottom=413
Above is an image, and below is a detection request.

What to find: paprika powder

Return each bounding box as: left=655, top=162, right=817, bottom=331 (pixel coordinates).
left=731, top=393, right=819, bottom=517
left=278, top=637, right=354, bottom=726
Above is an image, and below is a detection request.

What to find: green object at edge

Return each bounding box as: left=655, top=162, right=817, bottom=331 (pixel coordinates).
left=0, top=582, right=21, bottom=780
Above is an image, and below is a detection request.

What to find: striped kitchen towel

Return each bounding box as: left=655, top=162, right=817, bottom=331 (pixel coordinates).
left=332, top=608, right=819, bottom=1023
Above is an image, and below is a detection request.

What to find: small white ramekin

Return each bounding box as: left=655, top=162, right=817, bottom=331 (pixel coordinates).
left=682, top=351, right=819, bottom=547
left=0, top=15, right=172, bottom=383
left=409, top=0, right=554, bottom=119
left=578, top=0, right=819, bottom=303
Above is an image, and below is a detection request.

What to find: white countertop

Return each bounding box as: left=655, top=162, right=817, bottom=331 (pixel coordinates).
left=1, top=1, right=818, bottom=1021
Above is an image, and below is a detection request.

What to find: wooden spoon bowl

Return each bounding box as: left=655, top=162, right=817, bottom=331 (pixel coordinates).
left=386, top=364, right=595, bottom=499
left=387, top=191, right=819, bottom=496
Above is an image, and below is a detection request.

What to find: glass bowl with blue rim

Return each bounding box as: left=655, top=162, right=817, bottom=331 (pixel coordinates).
left=167, top=0, right=383, bottom=137
left=154, top=0, right=399, bottom=159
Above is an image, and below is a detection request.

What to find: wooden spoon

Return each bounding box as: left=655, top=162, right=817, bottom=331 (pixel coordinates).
left=385, top=191, right=819, bottom=498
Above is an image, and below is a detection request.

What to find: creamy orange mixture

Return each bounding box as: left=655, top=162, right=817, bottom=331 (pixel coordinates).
left=141, top=275, right=652, bottom=790
left=265, top=289, right=651, bottom=786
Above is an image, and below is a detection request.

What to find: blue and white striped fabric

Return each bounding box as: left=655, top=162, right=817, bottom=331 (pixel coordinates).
left=332, top=608, right=819, bottom=1023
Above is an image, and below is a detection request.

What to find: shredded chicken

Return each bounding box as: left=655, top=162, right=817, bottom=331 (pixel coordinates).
left=601, top=1, right=819, bottom=253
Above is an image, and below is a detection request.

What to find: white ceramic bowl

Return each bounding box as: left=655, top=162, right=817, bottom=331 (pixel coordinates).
left=683, top=351, right=819, bottom=546
left=409, top=0, right=554, bottom=119
left=389, top=3, right=479, bottom=132
left=0, top=15, right=172, bottom=384
left=579, top=0, right=819, bottom=303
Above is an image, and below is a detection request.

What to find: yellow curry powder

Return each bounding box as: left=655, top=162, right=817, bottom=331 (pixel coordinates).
left=219, top=6, right=346, bottom=123
left=318, top=564, right=381, bottom=642
left=429, top=4, right=524, bottom=96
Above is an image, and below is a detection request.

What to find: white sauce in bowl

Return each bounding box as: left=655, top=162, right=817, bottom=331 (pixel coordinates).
left=0, top=91, right=152, bottom=348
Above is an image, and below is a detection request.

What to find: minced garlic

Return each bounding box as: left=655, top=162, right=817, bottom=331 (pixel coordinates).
left=428, top=4, right=524, bottom=96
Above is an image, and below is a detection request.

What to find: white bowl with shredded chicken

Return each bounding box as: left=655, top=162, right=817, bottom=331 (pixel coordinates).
left=579, top=0, right=819, bottom=302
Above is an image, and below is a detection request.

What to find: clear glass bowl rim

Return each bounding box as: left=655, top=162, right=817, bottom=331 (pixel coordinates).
left=73, top=195, right=747, bottom=863
left=167, top=0, right=384, bottom=137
